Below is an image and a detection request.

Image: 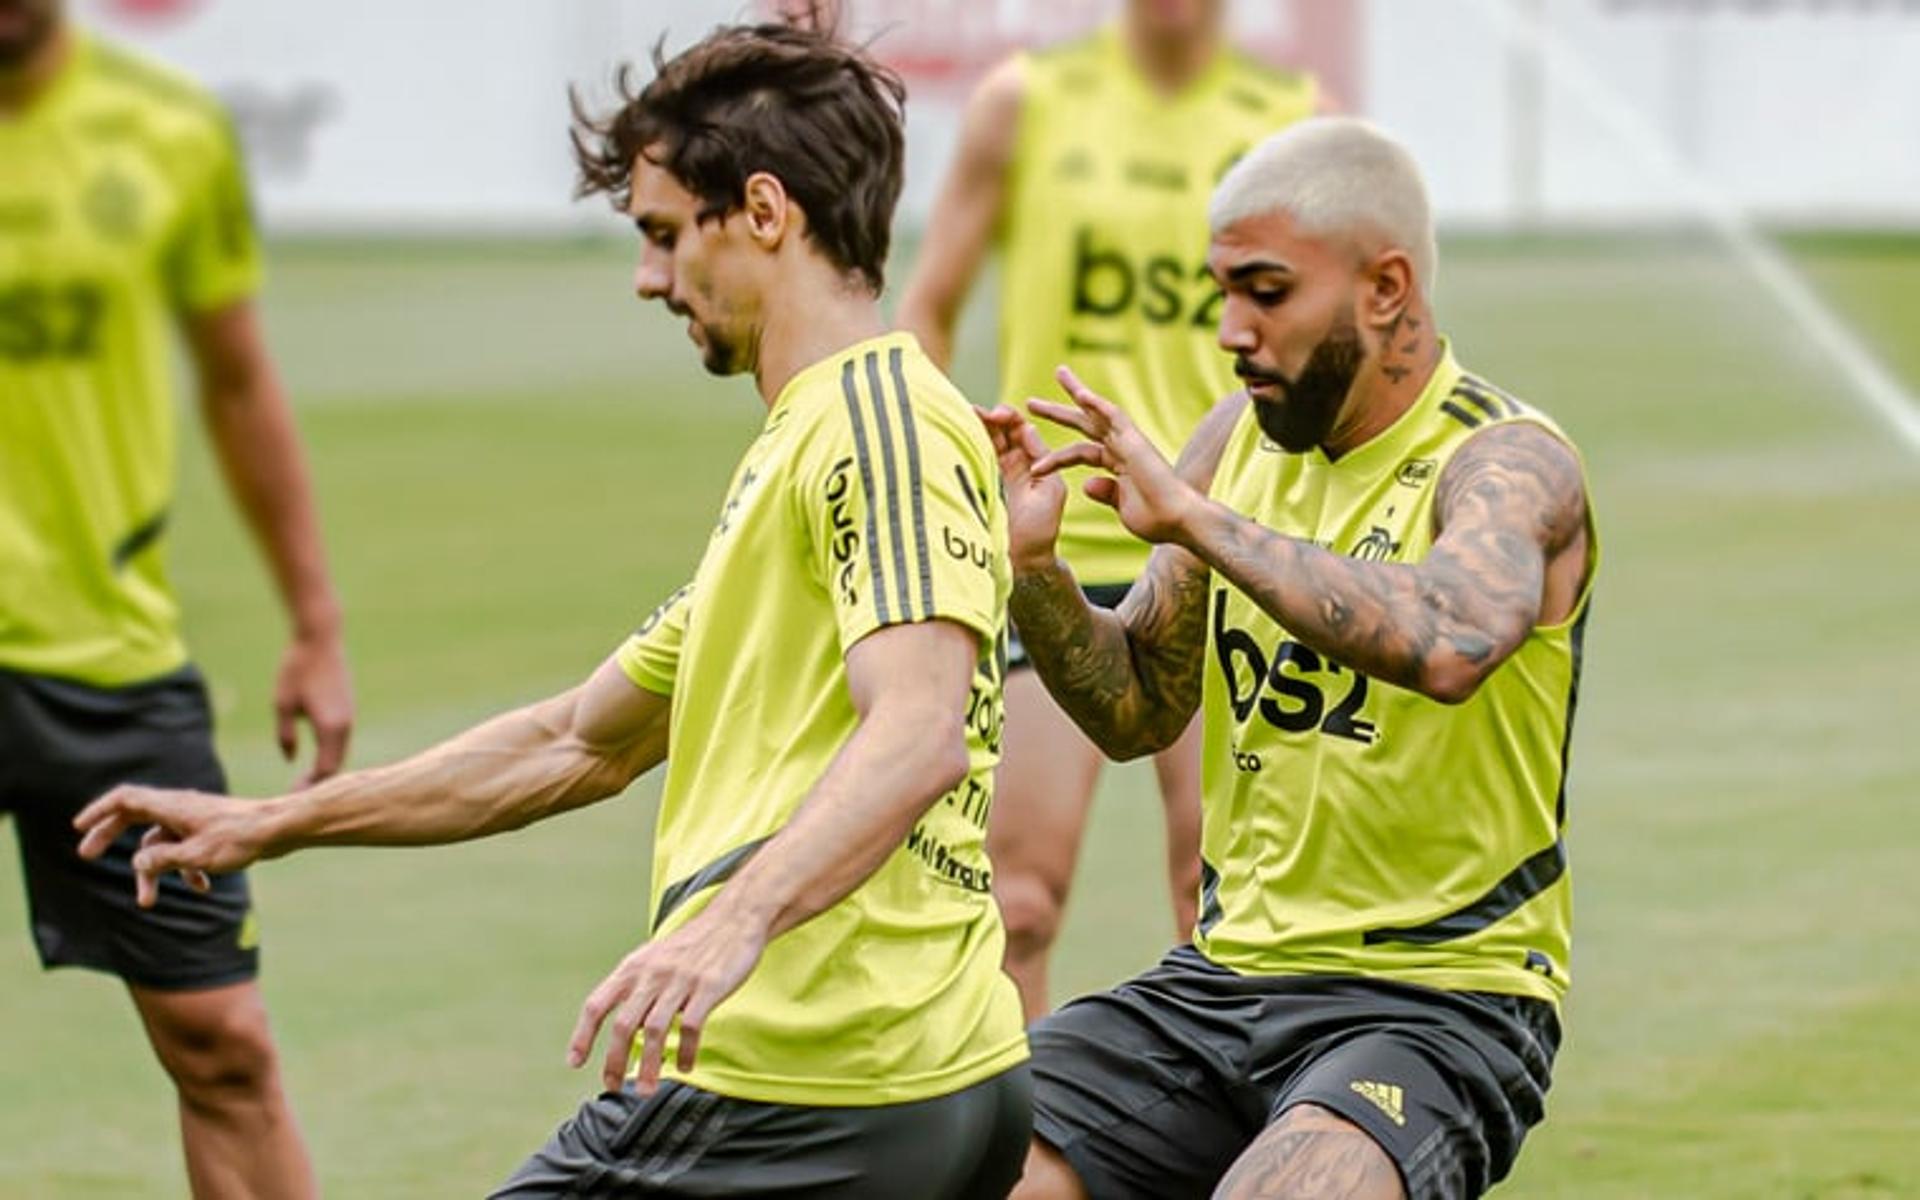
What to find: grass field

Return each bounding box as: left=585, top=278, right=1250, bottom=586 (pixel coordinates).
left=3, top=232, right=1918, bottom=1197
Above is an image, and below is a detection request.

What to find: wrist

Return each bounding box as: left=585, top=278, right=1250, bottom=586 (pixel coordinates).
left=1168, top=494, right=1220, bottom=554
left=1010, top=550, right=1067, bottom=582
left=251, top=796, right=302, bottom=859
left=290, top=599, right=344, bottom=647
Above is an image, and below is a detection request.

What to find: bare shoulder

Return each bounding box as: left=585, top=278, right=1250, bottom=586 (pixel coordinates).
left=1435, top=420, right=1588, bottom=553
left=1172, top=391, right=1252, bottom=492
left=961, top=55, right=1028, bottom=158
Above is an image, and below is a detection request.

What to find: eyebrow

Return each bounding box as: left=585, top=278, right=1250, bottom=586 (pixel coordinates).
left=1224, top=260, right=1296, bottom=284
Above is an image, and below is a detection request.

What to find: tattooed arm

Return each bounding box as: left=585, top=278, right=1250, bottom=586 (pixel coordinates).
left=1024, top=370, right=1590, bottom=705
left=1181, top=420, right=1590, bottom=703
left=984, top=388, right=1246, bottom=759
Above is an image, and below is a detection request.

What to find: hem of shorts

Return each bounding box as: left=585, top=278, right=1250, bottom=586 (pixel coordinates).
left=44, top=954, right=258, bottom=993
left=662, top=1038, right=1030, bottom=1108
left=1273, top=1093, right=1416, bottom=1200
left=1031, top=1113, right=1124, bottom=1199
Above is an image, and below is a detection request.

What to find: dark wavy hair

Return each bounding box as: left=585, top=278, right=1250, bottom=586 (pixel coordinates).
left=571, top=14, right=907, bottom=293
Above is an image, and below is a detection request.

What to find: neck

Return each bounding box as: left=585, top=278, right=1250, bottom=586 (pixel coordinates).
left=752, top=273, right=888, bottom=408
left=1322, top=301, right=1442, bottom=460
left=0, top=22, right=72, bottom=115
left=1120, top=15, right=1218, bottom=95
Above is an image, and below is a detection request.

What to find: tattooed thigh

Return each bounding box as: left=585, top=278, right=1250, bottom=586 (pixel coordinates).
left=1212, top=1104, right=1405, bottom=1200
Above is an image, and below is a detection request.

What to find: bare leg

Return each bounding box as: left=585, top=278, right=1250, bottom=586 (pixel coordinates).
left=989, top=669, right=1106, bottom=1020
left=1149, top=711, right=1204, bottom=941
left=129, top=980, right=316, bottom=1200
left=1008, top=1138, right=1090, bottom=1200
left=1213, top=1104, right=1405, bottom=1200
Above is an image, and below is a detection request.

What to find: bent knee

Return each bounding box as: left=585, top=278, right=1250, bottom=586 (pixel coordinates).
left=994, top=870, right=1067, bottom=957
left=141, top=991, right=284, bottom=1106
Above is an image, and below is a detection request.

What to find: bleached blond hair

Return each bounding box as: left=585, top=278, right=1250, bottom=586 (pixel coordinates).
left=1209, top=117, right=1437, bottom=294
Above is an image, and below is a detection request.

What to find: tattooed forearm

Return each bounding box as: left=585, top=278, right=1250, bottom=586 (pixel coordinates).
left=1010, top=548, right=1209, bottom=759
left=1180, top=421, right=1586, bottom=704
left=1213, top=1128, right=1404, bottom=1200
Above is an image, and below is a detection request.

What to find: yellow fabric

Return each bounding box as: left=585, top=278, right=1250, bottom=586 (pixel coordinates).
left=1196, top=344, right=1598, bottom=1005
left=615, top=332, right=1025, bottom=1105
left=999, top=25, right=1315, bottom=585
left=0, top=34, right=261, bottom=685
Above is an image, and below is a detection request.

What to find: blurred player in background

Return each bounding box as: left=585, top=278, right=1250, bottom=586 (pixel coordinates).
left=78, top=17, right=1032, bottom=1197
left=0, top=0, right=350, bottom=1195
left=990, top=118, right=1596, bottom=1198
left=900, top=0, right=1318, bottom=1017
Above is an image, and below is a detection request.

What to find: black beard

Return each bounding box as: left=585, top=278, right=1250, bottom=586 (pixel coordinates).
left=1241, top=318, right=1365, bottom=453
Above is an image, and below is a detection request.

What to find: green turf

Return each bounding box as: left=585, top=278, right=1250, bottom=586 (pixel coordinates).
left=2, top=232, right=1918, bottom=1196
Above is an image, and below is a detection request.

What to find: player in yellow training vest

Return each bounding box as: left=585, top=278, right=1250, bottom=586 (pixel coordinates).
left=77, top=18, right=1031, bottom=1198
left=987, top=118, right=1597, bottom=1200
left=900, top=0, right=1318, bottom=1018
left=2, top=2, right=353, bottom=1194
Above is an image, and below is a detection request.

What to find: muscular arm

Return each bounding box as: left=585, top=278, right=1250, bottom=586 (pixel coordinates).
left=186, top=300, right=354, bottom=779
left=694, top=618, right=976, bottom=941
left=568, top=618, right=981, bottom=1090
left=895, top=56, right=1022, bottom=370
left=1010, top=394, right=1246, bottom=760
left=1181, top=421, right=1590, bottom=703
left=75, top=654, right=669, bottom=899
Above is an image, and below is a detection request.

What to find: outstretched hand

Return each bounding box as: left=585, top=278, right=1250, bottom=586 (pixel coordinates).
left=74, top=786, right=273, bottom=908
left=566, top=905, right=768, bottom=1095
left=1026, top=366, right=1202, bottom=546
left=976, top=401, right=1068, bottom=571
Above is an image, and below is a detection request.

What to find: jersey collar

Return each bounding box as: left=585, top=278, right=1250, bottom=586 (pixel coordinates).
left=768, top=330, right=926, bottom=425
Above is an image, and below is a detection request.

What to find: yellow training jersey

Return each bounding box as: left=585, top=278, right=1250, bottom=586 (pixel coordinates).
left=0, top=34, right=261, bottom=686
left=1196, top=345, right=1598, bottom=1005
left=999, top=25, right=1315, bottom=585
left=615, top=331, right=1025, bottom=1106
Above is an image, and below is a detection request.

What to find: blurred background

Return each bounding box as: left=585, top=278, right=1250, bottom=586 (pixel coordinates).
left=3, top=1, right=1917, bottom=1196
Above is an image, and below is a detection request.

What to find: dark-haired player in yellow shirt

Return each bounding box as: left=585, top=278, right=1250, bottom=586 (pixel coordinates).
left=2, top=1, right=350, bottom=1195
left=78, top=18, right=1030, bottom=1198
left=901, top=0, right=1317, bottom=1018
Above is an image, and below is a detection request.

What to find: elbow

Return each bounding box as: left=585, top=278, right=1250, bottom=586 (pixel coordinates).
left=1419, top=663, right=1485, bottom=706
left=924, top=724, right=973, bottom=796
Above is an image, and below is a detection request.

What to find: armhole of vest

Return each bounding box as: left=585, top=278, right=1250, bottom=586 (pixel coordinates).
left=1494, top=413, right=1599, bottom=635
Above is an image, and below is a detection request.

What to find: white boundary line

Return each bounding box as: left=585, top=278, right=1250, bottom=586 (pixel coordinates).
left=1470, top=0, right=1920, bottom=456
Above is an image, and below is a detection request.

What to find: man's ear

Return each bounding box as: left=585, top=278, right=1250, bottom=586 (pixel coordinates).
left=1360, top=247, right=1416, bottom=331
left=741, top=171, right=791, bottom=251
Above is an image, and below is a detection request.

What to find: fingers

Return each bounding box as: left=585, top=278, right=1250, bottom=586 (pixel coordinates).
left=74, top=785, right=175, bottom=858
left=302, top=713, right=352, bottom=787
left=630, top=976, right=697, bottom=1096
left=1083, top=477, right=1121, bottom=510
left=1055, top=365, right=1122, bottom=425
left=1030, top=442, right=1110, bottom=479
left=274, top=695, right=298, bottom=764
left=1027, top=397, right=1098, bottom=439
left=567, top=972, right=623, bottom=1075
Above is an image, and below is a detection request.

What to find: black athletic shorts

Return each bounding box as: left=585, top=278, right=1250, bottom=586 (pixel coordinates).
left=1007, top=581, right=1132, bottom=671
left=1031, top=946, right=1559, bottom=1200
left=494, top=1064, right=1033, bottom=1199
left=0, top=664, right=258, bottom=991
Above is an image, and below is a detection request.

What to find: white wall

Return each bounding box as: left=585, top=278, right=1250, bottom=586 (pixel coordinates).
left=75, top=0, right=1920, bottom=232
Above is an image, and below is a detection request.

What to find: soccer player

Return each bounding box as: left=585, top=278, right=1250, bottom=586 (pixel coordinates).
left=985, top=118, right=1597, bottom=1199
left=1, top=0, right=350, bottom=1195
left=76, top=20, right=1031, bottom=1198
left=899, top=0, right=1318, bottom=1017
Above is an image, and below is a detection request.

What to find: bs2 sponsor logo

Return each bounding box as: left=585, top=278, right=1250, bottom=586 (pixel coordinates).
left=1072, top=228, right=1223, bottom=331
left=1212, top=591, right=1377, bottom=745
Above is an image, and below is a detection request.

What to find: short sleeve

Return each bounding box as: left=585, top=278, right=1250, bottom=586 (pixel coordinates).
left=804, top=384, right=1003, bottom=656
left=166, top=112, right=263, bottom=313
left=615, top=582, right=693, bottom=696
